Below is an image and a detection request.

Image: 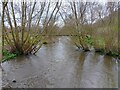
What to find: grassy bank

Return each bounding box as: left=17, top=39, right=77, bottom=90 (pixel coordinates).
left=70, top=35, right=119, bottom=58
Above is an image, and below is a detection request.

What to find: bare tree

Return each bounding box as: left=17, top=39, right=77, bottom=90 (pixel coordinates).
left=2, top=1, right=62, bottom=54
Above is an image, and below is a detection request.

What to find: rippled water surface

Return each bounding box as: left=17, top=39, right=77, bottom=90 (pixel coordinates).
left=2, top=36, right=118, bottom=88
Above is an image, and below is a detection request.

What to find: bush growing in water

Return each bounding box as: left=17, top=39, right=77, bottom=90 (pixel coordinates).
left=61, top=2, right=119, bottom=58
left=2, top=2, right=61, bottom=59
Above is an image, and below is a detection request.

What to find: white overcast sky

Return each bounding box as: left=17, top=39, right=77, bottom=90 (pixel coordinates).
left=1, top=0, right=119, bottom=2
left=0, top=0, right=119, bottom=27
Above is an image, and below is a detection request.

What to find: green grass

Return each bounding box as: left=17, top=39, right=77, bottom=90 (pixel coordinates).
left=2, top=49, right=24, bottom=62
left=2, top=50, right=18, bottom=62
left=85, top=35, right=94, bottom=46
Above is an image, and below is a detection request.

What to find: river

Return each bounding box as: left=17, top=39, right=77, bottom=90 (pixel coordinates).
left=2, top=36, right=118, bottom=88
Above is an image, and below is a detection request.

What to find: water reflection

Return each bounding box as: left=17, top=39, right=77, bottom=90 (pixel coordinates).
left=72, top=52, right=118, bottom=88
left=2, top=36, right=118, bottom=88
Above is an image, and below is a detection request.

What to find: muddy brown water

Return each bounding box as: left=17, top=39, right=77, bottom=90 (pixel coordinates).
left=2, top=36, right=118, bottom=88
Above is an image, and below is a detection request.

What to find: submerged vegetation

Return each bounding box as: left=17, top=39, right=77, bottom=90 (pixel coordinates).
left=1, top=1, right=119, bottom=61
